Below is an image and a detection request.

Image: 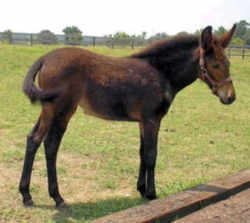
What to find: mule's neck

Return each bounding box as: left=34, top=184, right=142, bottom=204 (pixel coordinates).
left=132, top=36, right=200, bottom=93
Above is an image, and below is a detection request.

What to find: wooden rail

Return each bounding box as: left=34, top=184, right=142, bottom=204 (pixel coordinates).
left=227, top=45, right=250, bottom=59
left=93, top=169, right=250, bottom=223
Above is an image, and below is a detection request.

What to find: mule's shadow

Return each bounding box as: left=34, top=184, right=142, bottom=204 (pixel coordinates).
left=36, top=196, right=146, bottom=222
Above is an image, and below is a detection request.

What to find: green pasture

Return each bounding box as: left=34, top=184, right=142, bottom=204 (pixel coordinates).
left=0, top=44, right=249, bottom=223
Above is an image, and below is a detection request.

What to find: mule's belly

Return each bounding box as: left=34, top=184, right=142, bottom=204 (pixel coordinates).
left=78, top=87, right=140, bottom=121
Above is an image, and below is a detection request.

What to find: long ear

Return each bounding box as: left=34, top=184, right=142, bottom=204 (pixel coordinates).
left=201, top=26, right=213, bottom=51
left=220, top=24, right=236, bottom=48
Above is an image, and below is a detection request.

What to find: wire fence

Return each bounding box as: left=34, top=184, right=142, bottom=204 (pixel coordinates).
left=1, top=32, right=250, bottom=59
left=0, top=32, right=148, bottom=48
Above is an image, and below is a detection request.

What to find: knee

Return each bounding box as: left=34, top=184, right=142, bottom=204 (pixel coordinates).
left=26, top=135, right=40, bottom=154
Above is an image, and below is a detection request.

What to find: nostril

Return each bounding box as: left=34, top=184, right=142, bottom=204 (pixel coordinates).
left=228, top=95, right=236, bottom=104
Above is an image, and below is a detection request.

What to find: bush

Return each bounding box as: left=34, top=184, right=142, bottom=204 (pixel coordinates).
left=38, top=30, right=57, bottom=45
left=1, top=30, right=13, bottom=44
left=63, top=26, right=83, bottom=45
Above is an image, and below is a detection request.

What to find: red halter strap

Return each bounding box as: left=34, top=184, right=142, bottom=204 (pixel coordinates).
left=199, top=48, right=232, bottom=94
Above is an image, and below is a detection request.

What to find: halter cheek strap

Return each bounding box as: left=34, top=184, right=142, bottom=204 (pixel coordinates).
left=199, top=48, right=232, bottom=94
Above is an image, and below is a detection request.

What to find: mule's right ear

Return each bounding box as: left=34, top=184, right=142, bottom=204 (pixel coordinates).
left=220, top=24, right=237, bottom=48
left=201, top=26, right=213, bottom=51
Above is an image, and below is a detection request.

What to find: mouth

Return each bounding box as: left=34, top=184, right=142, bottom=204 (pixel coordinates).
left=220, top=96, right=236, bottom=105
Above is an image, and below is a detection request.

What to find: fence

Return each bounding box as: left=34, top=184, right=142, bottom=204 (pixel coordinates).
left=226, top=45, right=250, bottom=59
left=0, top=32, right=147, bottom=49
left=1, top=32, right=250, bottom=58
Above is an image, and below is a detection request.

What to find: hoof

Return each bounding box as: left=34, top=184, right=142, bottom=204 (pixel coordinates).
left=23, top=199, right=34, bottom=207
left=56, top=201, right=67, bottom=209
left=145, top=193, right=157, bottom=200
left=137, top=185, right=146, bottom=197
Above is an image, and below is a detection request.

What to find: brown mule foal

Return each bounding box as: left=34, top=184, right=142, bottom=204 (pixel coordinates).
left=19, top=25, right=236, bottom=207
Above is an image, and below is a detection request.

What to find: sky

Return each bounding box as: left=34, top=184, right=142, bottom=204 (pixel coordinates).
left=1, top=0, right=250, bottom=37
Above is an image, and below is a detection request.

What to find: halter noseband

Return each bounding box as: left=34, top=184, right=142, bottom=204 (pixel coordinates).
left=199, top=48, right=232, bottom=94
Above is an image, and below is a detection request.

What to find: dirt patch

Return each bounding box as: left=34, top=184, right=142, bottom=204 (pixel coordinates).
left=175, top=189, right=250, bottom=223
left=0, top=151, right=133, bottom=208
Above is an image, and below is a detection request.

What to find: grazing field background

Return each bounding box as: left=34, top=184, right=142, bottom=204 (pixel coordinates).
left=0, top=44, right=249, bottom=223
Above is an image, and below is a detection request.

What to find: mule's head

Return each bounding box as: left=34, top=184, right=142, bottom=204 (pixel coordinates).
left=199, top=25, right=236, bottom=105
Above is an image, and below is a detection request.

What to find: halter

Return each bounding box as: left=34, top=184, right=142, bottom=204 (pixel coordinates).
left=199, top=48, right=232, bottom=94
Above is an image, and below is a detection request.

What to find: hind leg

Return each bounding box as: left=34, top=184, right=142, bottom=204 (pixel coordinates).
left=44, top=104, right=77, bottom=207
left=19, top=111, right=52, bottom=206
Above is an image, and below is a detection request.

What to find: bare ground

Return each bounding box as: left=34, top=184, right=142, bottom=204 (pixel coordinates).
left=175, top=189, right=250, bottom=223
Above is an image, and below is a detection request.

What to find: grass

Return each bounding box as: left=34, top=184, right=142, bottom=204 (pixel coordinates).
left=0, top=44, right=249, bottom=223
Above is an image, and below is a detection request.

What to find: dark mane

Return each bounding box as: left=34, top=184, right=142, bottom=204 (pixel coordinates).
left=130, top=35, right=200, bottom=90
left=131, top=35, right=199, bottom=59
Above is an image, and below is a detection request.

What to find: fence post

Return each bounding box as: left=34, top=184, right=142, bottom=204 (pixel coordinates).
left=241, top=46, right=245, bottom=59
left=8, top=34, right=12, bottom=44
left=93, top=36, right=96, bottom=47
left=228, top=47, right=231, bottom=58
left=111, top=38, right=114, bottom=49
left=30, top=34, right=33, bottom=46
left=131, top=38, right=135, bottom=49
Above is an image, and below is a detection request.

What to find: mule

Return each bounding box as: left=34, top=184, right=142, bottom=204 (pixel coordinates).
left=19, top=25, right=236, bottom=207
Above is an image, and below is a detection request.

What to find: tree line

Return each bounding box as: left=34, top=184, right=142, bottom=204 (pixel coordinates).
left=1, top=20, right=250, bottom=46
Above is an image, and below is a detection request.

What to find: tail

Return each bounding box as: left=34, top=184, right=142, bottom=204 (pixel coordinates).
left=23, top=57, right=60, bottom=104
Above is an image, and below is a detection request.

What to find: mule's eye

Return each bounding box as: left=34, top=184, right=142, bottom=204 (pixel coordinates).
left=213, top=64, right=220, bottom=69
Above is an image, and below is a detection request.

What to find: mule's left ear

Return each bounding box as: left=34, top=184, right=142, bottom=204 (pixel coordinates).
left=201, top=26, right=213, bottom=51
left=220, top=24, right=237, bottom=48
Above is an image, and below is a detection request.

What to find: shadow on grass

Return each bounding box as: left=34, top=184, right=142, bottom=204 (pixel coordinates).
left=37, top=197, right=146, bottom=223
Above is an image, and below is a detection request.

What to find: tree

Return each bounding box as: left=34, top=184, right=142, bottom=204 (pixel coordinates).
left=176, top=31, right=189, bottom=37
left=194, top=29, right=202, bottom=36
left=63, top=26, right=82, bottom=45
left=38, top=30, right=57, bottom=45
left=231, top=37, right=245, bottom=46
left=214, top=26, right=226, bottom=36
left=243, top=29, right=250, bottom=45
left=141, top=31, right=147, bottom=40
left=148, top=32, right=169, bottom=43
left=234, top=20, right=250, bottom=39
left=106, top=32, right=131, bottom=48
left=130, top=32, right=148, bottom=47
left=113, top=32, right=130, bottom=39
left=2, top=29, right=13, bottom=43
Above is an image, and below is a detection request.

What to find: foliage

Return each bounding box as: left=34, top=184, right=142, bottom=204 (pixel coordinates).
left=214, top=26, right=226, bottom=36
left=234, top=20, right=250, bottom=39
left=141, top=31, right=147, bottom=40
left=243, top=29, right=250, bottom=45
left=232, top=20, right=250, bottom=46
left=231, top=37, right=245, bottom=46
left=176, top=31, right=190, bottom=37
left=37, top=30, right=57, bottom=45
left=131, top=32, right=148, bottom=47
left=105, top=31, right=149, bottom=48
left=105, top=32, right=131, bottom=48
left=1, top=29, right=13, bottom=43
left=148, top=32, right=169, bottom=43
left=113, top=31, right=130, bottom=39
left=194, top=28, right=202, bottom=36
left=63, top=26, right=83, bottom=45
